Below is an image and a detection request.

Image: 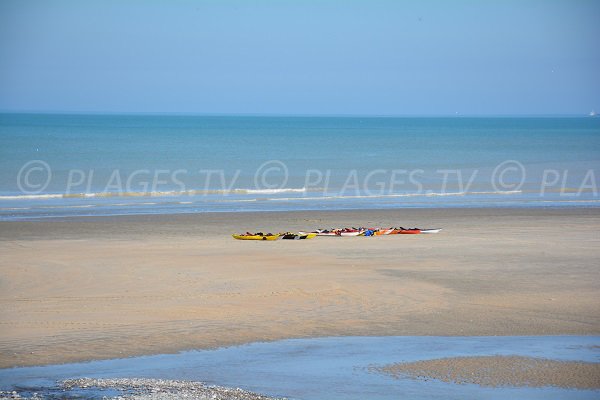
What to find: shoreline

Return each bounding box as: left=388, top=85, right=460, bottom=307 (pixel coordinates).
left=2, top=206, right=599, bottom=239
left=3, top=201, right=599, bottom=224
left=1, top=207, right=599, bottom=368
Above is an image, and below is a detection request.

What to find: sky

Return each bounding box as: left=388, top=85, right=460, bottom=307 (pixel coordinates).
left=0, top=0, right=599, bottom=116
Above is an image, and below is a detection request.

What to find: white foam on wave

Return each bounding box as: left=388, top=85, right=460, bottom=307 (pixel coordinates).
left=0, top=188, right=524, bottom=205
left=424, top=190, right=522, bottom=197
left=0, top=187, right=310, bottom=200
left=234, top=187, right=307, bottom=195
left=266, top=190, right=523, bottom=202
left=0, top=194, right=64, bottom=200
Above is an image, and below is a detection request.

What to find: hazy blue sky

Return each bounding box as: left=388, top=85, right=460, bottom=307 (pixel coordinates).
left=1, top=0, right=599, bottom=115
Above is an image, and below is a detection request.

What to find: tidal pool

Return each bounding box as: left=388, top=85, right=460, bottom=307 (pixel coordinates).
left=1, top=336, right=599, bottom=399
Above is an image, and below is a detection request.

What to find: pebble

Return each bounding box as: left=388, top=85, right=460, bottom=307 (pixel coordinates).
left=2, top=378, right=286, bottom=400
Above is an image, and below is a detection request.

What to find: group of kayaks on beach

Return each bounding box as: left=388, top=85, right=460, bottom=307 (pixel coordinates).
left=232, top=227, right=442, bottom=240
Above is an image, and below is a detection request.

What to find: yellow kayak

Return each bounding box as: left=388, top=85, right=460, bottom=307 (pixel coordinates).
left=297, top=232, right=318, bottom=239
left=232, top=234, right=280, bottom=241
left=283, top=232, right=317, bottom=239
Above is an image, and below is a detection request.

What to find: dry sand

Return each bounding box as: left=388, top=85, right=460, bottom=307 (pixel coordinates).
left=379, top=355, right=600, bottom=389
left=0, top=208, right=599, bottom=368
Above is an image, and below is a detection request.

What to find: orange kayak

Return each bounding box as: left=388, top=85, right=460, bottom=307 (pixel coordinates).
left=391, top=229, right=421, bottom=234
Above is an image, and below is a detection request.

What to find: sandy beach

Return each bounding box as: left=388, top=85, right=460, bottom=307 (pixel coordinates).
left=380, top=355, right=600, bottom=389
left=0, top=208, right=599, bottom=369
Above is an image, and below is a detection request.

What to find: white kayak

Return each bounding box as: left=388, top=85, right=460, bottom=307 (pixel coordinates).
left=339, top=231, right=362, bottom=237
left=420, top=228, right=442, bottom=234
left=310, top=230, right=338, bottom=236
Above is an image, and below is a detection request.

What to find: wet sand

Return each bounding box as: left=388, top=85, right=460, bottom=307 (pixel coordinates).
left=380, top=355, right=600, bottom=389
left=0, top=208, right=599, bottom=368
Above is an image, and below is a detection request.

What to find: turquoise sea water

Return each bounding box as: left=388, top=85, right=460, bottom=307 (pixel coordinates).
left=0, top=114, right=599, bottom=220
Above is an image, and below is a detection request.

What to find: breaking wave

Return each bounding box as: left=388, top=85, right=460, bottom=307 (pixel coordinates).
left=0, top=187, right=309, bottom=200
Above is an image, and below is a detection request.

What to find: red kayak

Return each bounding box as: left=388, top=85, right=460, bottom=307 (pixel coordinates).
left=391, top=228, right=421, bottom=234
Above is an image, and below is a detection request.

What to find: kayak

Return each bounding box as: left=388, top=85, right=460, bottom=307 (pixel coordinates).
left=281, top=233, right=318, bottom=240
left=299, top=231, right=323, bottom=238
left=420, top=228, right=442, bottom=234
left=232, top=234, right=280, bottom=241
left=312, top=229, right=339, bottom=236
left=339, top=231, right=362, bottom=237
left=281, top=234, right=304, bottom=240
left=374, top=228, right=394, bottom=235
left=399, top=229, right=421, bottom=234
left=391, top=229, right=421, bottom=234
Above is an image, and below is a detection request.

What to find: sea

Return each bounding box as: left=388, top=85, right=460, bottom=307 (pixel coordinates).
left=1, top=113, right=599, bottom=220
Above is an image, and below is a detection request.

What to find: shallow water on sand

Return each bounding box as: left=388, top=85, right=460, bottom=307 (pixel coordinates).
left=1, top=336, right=599, bottom=399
